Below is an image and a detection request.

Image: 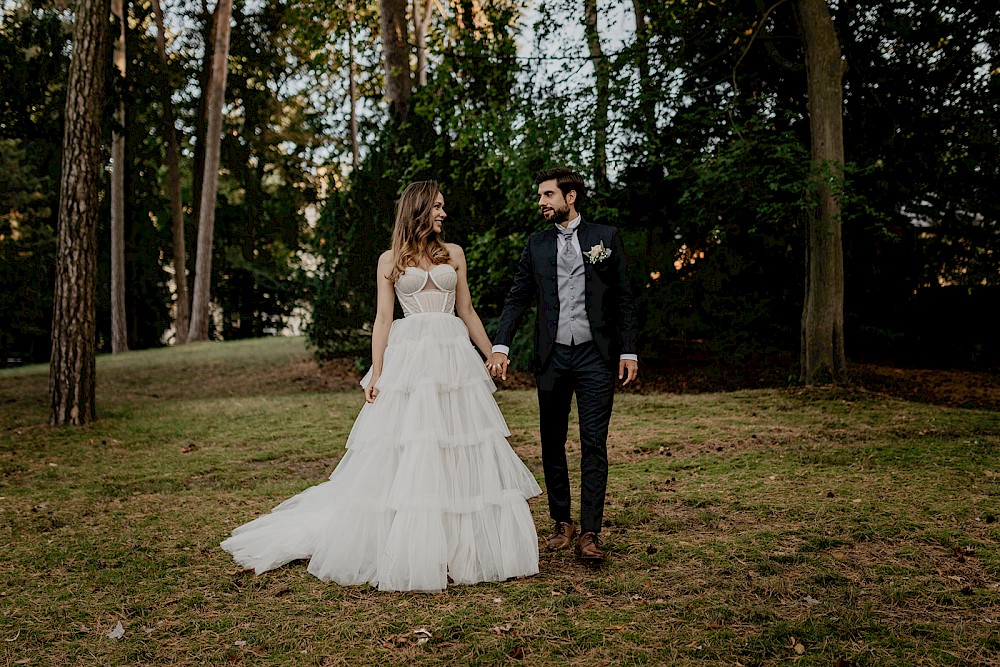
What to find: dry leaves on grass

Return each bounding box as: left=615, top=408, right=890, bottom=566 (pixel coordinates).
left=384, top=627, right=433, bottom=648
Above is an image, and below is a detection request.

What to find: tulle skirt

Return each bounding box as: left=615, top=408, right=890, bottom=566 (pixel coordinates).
left=221, top=312, right=542, bottom=592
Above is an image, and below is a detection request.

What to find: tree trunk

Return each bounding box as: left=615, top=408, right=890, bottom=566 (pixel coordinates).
left=412, top=0, right=433, bottom=87
left=151, top=0, right=190, bottom=344
left=110, top=0, right=128, bottom=353
left=379, top=0, right=411, bottom=117
left=49, top=0, right=111, bottom=425
left=348, top=2, right=359, bottom=169
left=584, top=0, right=609, bottom=188
left=630, top=0, right=656, bottom=144
left=189, top=1, right=217, bottom=257
left=797, top=0, right=847, bottom=385
left=187, top=0, right=232, bottom=342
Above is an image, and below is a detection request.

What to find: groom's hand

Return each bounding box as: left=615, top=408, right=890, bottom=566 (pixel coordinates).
left=486, top=352, right=510, bottom=380
left=619, top=359, right=638, bottom=386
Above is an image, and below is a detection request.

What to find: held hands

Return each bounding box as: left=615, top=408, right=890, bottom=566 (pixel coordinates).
left=485, top=352, right=510, bottom=380
left=619, top=359, right=638, bottom=386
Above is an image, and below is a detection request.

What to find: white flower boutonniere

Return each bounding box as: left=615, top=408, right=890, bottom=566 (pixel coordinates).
left=585, top=241, right=612, bottom=264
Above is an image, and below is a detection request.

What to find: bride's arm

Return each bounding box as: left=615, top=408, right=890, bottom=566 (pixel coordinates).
left=450, top=244, right=492, bottom=358
left=366, top=250, right=395, bottom=402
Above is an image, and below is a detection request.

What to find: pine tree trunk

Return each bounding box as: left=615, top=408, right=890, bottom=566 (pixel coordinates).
left=151, top=0, right=190, bottom=344
left=798, top=0, right=847, bottom=385
left=584, top=0, right=609, bottom=188
left=110, top=0, right=128, bottom=353
left=49, top=0, right=111, bottom=425
left=187, top=0, right=232, bottom=342
left=379, top=0, right=411, bottom=117
left=348, top=2, right=359, bottom=169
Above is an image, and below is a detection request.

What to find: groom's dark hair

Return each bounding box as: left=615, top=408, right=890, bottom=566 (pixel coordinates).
left=535, top=167, right=587, bottom=208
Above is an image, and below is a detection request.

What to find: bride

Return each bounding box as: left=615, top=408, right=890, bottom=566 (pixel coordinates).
left=221, top=181, right=541, bottom=592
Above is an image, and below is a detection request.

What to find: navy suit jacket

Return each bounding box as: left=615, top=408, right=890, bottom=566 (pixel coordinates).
left=494, top=219, right=637, bottom=372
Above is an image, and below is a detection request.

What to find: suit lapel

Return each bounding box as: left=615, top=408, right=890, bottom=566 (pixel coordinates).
left=540, top=226, right=558, bottom=280
left=577, top=219, right=594, bottom=281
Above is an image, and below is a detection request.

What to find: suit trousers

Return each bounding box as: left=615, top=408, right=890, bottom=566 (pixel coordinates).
left=536, top=341, right=615, bottom=534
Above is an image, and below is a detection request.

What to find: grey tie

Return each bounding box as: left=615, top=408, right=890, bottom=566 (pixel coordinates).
left=558, top=230, right=576, bottom=272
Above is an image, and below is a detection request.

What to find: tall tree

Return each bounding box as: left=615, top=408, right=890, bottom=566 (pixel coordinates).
left=49, top=0, right=111, bottom=424
left=348, top=2, right=360, bottom=169
left=187, top=0, right=232, bottom=342
left=583, top=0, right=609, bottom=187
left=629, top=0, right=656, bottom=144
left=412, top=0, right=433, bottom=87
left=797, top=0, right=847, bottom=384
left=379, top=0, right=411, bottom=116
left=110, top=0, right=128, bottom=353
left=151, top=0, right=190, bottom=343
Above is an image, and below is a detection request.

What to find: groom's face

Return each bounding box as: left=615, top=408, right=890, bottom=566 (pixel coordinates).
left=537, top=179, right=572, bottom=225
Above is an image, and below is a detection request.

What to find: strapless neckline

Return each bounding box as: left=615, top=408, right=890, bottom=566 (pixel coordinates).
left=404, top=264, right=455, bottom=275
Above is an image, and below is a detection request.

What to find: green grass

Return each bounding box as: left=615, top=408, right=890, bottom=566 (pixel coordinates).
left=2, top=336, right=998, bottom=666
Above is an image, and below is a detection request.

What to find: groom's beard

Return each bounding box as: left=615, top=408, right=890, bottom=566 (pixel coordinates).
left=544, top=204, right=571, bottom=226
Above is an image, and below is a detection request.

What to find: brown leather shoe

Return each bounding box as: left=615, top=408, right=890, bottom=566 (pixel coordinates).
left=575, top=531, right=605, bottom=562
left=546, top=521, right=577, bottom=551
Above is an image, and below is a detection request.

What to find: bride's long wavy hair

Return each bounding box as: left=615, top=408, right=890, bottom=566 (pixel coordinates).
left=387, top=180, right=450, bottom=282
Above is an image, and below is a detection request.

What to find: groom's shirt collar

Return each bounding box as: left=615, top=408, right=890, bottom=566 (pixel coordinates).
left=556, top=215, right=581, bottom=234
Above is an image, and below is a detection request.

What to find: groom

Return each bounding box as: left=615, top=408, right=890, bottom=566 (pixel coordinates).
left=487, top=167, right=637, bottom=562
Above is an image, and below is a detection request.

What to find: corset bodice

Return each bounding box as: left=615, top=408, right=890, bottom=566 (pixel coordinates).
left=395, top=264, right=458, bottom=316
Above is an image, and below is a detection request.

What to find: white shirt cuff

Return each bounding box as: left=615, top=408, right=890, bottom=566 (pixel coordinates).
left=619, top=354, right=638, bottom=362
left=492, top=345, right=510, bottom=356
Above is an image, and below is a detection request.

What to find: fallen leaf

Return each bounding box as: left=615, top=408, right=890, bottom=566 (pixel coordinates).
left=803, top=595, right=820, bottom=605
left=108, top=621, right=125, bottom=640
left=794, top=642, right=805, bottom=655
left=181, top=444, right=198, bottom=454
left=234, top=640, right=247, bottom=647
left=510, top=646, right=525, bottom=659
left=489, top=624, right=512, bottom=635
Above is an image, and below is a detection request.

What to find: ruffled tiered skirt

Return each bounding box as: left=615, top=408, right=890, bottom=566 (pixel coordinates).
left=221, top=313, right=541, bottom=592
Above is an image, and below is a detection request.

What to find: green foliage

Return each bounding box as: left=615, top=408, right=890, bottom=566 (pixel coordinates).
left=0, top=139, right=55, bottom=365
left=0, top=3, right=69, bottom=364
left=309, top=0, right=548, bottom=360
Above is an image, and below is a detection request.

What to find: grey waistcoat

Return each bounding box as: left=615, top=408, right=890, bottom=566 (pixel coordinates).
left=555, top=237, right=593, bottom=346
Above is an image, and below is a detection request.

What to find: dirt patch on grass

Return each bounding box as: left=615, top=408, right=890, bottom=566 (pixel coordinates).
left=850, top=363, right=1000, bottom=411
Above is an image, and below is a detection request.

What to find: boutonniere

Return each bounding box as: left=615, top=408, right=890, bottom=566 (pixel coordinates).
left=585, top=241, right=612, bottom=264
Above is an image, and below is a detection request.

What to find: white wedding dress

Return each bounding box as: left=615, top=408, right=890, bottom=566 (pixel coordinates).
left=221, top=264, right=541, bottom=592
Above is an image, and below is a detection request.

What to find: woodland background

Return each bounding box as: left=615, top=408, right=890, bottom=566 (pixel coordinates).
left=1, top=0, right=997, bottom=379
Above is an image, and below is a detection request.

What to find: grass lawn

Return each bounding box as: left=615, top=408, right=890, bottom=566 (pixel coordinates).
left=1, top=336, right=998, bottom=666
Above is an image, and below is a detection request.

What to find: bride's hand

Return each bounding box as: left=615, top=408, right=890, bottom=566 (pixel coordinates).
left=365, top=376, right=380, bottom=403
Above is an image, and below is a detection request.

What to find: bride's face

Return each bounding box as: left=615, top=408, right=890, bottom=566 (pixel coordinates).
left=431, top=192, right=447, bottom=233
